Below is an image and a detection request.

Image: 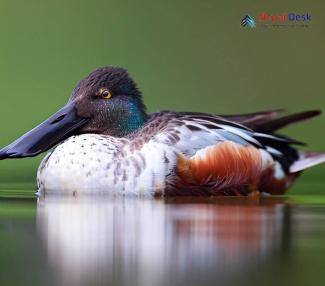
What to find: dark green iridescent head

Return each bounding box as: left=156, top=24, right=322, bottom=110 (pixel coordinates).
left=71, top=66, right=148, bottom=137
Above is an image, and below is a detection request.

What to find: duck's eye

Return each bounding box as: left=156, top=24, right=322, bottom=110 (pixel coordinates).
left=97, top=88, right=112, bottom=99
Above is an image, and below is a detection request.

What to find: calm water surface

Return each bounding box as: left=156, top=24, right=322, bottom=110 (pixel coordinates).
left=0, top=182, right=325, bottom=286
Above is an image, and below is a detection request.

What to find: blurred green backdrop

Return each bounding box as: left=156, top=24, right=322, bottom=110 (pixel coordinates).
left=0, top=0, right=323, bottom=184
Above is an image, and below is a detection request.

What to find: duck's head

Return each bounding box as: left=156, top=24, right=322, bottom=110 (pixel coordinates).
left=0, top=66, right=148, bottom=159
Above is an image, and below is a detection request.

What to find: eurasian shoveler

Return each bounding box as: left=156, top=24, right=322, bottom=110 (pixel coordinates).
left=0, top=67, right=324, bottom=196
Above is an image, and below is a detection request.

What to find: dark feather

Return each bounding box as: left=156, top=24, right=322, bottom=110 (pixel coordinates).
left=221, top=109, right=284, bottom=126
left=221, top=110, right=321, bottom=132
left=254, top=110, right=321, bottom=132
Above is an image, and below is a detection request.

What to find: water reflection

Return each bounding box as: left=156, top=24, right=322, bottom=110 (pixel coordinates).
left=36, top=196, right=292, bottom=286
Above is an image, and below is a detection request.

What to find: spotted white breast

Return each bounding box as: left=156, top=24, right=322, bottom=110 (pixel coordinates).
left=37, top=134, right=177, bottom=195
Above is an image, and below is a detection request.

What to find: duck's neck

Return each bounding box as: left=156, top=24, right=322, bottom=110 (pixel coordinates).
left=107, top=97, right=148, bottom=137
left=123, top=99, right=147, bottom=135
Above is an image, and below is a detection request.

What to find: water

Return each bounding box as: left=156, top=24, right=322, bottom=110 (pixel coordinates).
left=0, top=183, right=325, bottom=286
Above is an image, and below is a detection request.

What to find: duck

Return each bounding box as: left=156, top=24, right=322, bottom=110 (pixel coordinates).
left=0, top=66, right=324, bottom=196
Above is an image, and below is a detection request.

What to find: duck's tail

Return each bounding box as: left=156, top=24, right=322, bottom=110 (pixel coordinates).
left=290, top=152, right=325, bottom=173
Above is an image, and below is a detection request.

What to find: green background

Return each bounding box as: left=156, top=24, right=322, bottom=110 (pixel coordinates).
left=0, top=0, right=323, bottom=184
left=0, top=2, right=324, bottom=286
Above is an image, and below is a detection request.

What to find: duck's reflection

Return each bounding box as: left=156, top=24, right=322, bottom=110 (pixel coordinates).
left=36, top=196, right=292, bottom=286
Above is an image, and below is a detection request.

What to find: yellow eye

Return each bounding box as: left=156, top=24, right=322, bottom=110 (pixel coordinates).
left=98, top=88, right=112, bottom=99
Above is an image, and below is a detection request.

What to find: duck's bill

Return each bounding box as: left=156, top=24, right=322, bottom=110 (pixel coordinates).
left=0, top=102, right=88, bottom=159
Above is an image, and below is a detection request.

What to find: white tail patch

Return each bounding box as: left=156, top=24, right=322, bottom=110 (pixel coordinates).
left=290, top=152, right=325, bottom=173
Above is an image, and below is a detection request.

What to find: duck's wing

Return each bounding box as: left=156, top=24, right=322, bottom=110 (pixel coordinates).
left=146, top=111, right=302, bottom=171
left=143, top=111, right=324, bottom=195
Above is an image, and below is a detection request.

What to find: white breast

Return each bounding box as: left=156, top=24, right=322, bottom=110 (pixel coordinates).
left=37, top=134, right=177, bottom=196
